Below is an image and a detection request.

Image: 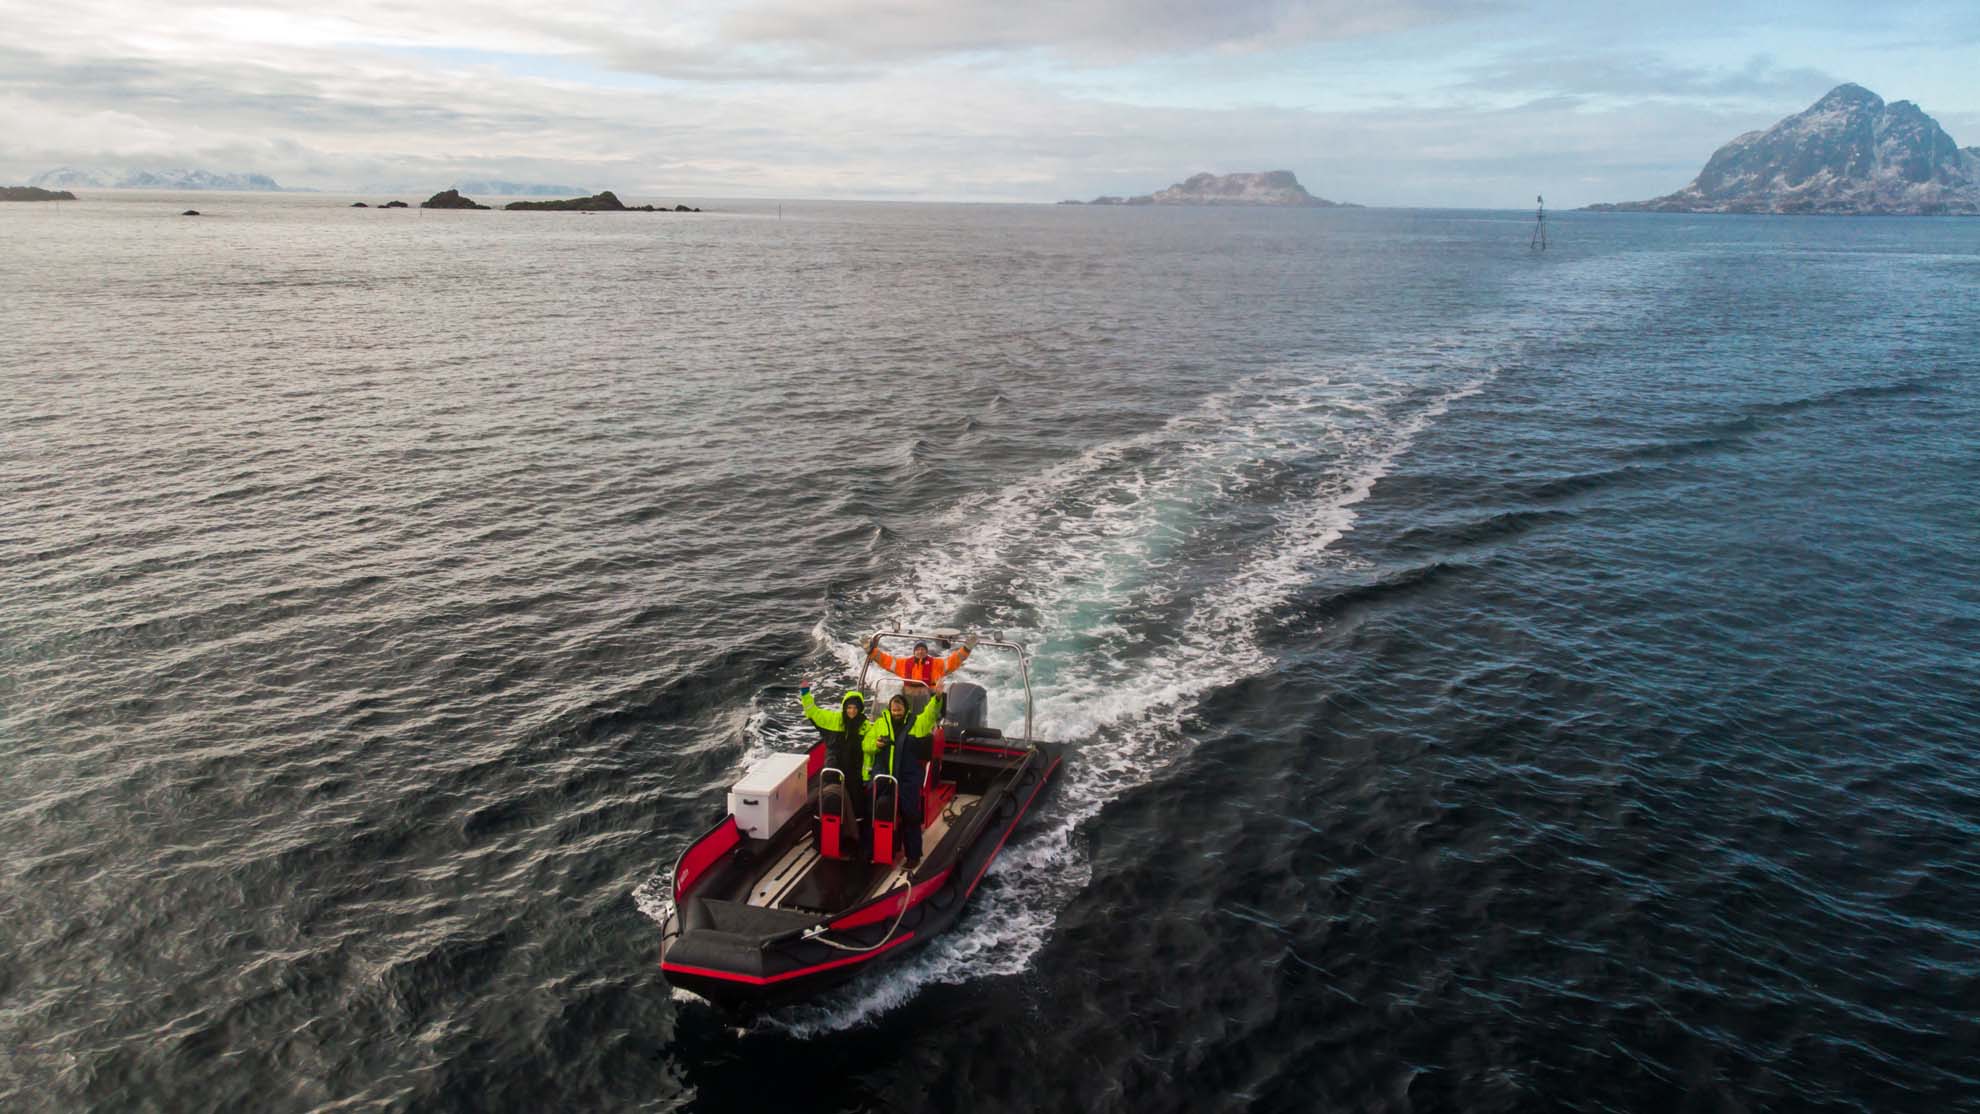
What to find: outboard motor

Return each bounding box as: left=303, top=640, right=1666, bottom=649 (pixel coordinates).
left=944, top=681, right=988, bottom=733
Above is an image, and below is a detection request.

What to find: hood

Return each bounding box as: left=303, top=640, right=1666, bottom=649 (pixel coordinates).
left=840, top=690, right=866, bottom=715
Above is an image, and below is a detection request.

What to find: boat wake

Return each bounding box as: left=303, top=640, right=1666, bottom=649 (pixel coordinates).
left=733, top=360, right=1494, bottom=1036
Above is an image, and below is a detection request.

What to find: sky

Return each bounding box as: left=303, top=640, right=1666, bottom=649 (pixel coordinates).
left=1, top=0, right=1976, bottom=207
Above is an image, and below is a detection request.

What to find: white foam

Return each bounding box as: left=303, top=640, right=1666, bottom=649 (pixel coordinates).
left=735, top=364, right=1496, bottom=1034
left=631, top=875, right=674, bottom=929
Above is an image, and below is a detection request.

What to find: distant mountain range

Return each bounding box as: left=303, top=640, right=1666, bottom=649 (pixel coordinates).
left=1062, top=170, right=1350, bottom=207
left=452, top=179, right=591, bottom=197
left=29, top=167, right=285, bottom=191
left=1587, top=84, right=1979, bottom=215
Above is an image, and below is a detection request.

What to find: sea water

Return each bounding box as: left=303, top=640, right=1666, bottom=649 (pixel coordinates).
left=2, top=193, right=1976, bottom=1111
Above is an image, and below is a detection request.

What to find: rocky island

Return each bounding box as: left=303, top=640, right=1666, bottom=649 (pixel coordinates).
left=420, top=189, right=490, bottom=210
left=504, top=190, right=699, bottom=212
left=1, top=186, right=77, bottom=201
left=1586, top=84, right=1979, bottom=215
left=1062, top=170, right=1350, bottom=207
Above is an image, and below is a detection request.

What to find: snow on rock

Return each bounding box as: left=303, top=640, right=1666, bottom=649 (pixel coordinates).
left=28, top=167, right=283, bottom=191
left=1587, top=84, right=1980, bottom=215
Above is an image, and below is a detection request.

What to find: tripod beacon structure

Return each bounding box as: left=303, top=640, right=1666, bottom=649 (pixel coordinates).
left=1531, top=195, right=1548, bottom=251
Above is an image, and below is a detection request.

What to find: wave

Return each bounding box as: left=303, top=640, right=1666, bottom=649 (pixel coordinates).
left=1285, top=560, right=1472, bottom=625
left=1389, top=510, right=1574, bottom=555
left=1749, top=374, right=1943, bottom=418
left=733, top=366, right=1495, bottom=1035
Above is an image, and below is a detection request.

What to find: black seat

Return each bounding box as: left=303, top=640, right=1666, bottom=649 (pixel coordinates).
left=701, top=899, right=821, bottom=937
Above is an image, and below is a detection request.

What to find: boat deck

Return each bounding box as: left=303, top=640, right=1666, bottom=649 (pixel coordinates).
left=745, top=790, right=981, bottom=913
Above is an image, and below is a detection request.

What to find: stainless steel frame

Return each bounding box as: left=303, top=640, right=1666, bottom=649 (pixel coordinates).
left=857, top=628, right=1034, bottom=742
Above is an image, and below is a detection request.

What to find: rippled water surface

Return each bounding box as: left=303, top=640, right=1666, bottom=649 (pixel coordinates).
left=2, top=193, right=1977, bottom=1112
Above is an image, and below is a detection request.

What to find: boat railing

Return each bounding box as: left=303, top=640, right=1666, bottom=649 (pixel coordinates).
left=858, top=628, right=1033, bottom=743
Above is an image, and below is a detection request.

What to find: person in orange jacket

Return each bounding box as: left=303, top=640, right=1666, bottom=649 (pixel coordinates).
left=866, top=633, right=976, bottom=686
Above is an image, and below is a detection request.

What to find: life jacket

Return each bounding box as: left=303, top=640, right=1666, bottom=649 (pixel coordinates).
left=898, top=654, right=942, bottom=685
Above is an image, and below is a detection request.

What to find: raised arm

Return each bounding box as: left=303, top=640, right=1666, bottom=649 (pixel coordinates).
left=799, top=685, right=842, bottom=731
left=911, top=690, right=946, bottom=737
left=942, top=634, right=978, bottom=672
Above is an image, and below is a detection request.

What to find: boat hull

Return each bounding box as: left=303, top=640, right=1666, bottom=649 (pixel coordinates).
left=661, top=740, right=1063, bottom=1012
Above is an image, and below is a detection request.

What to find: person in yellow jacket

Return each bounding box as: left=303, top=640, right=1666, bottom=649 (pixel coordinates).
left=799, top=684, right=871, bottom=820
left=799, top=682, right=942, bottom=863
left=864, top=687, right=945, bottom=868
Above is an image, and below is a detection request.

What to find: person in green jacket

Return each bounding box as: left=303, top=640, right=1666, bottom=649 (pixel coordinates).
left=864, top=687, right=945, bottom=868
left=800, top=683, right=870, bottom=821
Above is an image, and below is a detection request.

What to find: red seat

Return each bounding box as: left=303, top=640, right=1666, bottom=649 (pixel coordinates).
left=870, top=776, right=899, bottom=865
left=923, top=782, right=956, bottom=827
left=922, top=725, right=955, bottom=825
left=817, top=768, right=857, bottom=860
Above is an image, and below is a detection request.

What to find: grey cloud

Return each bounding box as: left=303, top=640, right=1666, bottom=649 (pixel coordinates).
left=591, top=42, right=881, bottom=83
left=0, top=45, right=636, bottom=139
left=719, top=0, right=1493, bottom=63
left=1460, top=49, right=1843, bottom=102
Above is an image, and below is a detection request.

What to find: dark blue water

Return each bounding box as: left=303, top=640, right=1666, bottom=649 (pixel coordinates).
left=2, top=194, right=1976, bottom=1112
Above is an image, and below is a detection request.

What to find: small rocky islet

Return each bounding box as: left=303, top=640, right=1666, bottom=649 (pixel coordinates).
left=1060, top=170, right=1352, bottom=208
left=502, top=190, right=699, bottom=212
left=0, top=186, right=78, bottom=201
left=418, top=189, right=489, bottom=210
left=361, top=189, right=701, bottom=212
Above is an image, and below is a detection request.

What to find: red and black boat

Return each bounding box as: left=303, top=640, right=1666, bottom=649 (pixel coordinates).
left=658, top=630, right=1063, bottom=1011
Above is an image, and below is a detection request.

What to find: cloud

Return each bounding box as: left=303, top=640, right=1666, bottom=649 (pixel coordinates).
left=718, top=0, right=1490, bottom=63
left=0, top=0, right=1972, bottom=205
left=1459, top=49, right=1844, bottom=103
left=0, top=97, right=181, bottom=159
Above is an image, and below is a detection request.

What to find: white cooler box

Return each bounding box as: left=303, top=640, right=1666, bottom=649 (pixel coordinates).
left=728, top=752, right=809, bottom=839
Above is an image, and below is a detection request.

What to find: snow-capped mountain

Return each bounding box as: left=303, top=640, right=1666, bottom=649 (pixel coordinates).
left=453, top=179, right=590, bottom=197
left=1588, top=84, right=1979, bottom=215
left=29, top=167, right=284, bottom=191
